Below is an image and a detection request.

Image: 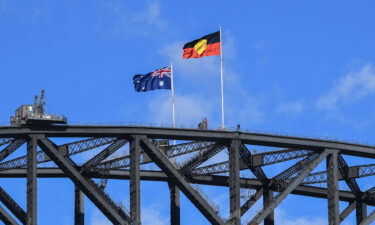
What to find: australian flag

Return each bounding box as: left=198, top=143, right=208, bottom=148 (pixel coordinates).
left=133, top=66, right=172, bottom=92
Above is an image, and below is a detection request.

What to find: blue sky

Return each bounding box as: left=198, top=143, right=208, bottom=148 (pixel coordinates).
left=1, top=0, right=375, bottom=224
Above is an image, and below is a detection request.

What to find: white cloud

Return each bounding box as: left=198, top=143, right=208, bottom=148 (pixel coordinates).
left=131, top=1, right=164, bottom=28
left=317, top=64, right=375, bottom=110
left=142, top=206, right=167, bottom=225
left=102, top=1, right=167, bottom=37
left=90, top=206, right=167, bottom=225
left=148, top=93, right=214, bottom=127
left=91, top=209, right=111, bottom=225
left=276, top=101, right=305, bottom=115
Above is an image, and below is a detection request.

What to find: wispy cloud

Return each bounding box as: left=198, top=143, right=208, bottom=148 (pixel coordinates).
left=91, top=209, right=111, bottom=225
left=101, top=0, right=167, bottom=37
left=276, top=209, right=326, bottom=225
left=276, top=100, right=305, bottom=115
left=148, top=93, right=214, bottom=126
left=142, top=206, right=167, bottom=225
left=317, top=64, right=375, bottom=110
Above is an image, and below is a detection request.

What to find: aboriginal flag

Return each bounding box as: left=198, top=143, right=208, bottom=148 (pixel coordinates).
left=183, top=31, right=221, bottom=58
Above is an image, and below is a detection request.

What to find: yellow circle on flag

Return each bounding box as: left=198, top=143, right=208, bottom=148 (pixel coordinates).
left=194, top=39, right=207, bottom=55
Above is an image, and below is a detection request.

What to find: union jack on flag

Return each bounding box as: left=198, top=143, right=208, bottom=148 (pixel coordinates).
left=151, top=66, right=172, bottom=78
left=132, top=65, right=172, bottom=92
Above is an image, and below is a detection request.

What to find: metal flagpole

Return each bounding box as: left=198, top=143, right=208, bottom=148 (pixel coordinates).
left=219, top=25, right=225, bottom=129
left=170, top=62, right=177, bottom=145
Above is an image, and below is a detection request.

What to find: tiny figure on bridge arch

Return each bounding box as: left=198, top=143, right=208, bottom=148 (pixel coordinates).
left=198, top=118, right=208, bottom=130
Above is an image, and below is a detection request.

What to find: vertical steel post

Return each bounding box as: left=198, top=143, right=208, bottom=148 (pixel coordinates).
left=168, top=181, right=180, bottom=225
left=74, top=186, right=84, bottom=225
left=356, top=201, right=367, bottom=224
left=130, top=136, right=141, bottom=225
left=327, top=151, right=339, bottom=225
left=229, top=140, right=241, bottom=224
left=263, top=188, right=274, bottom=225
left=27, top=135, right=37, bottom=225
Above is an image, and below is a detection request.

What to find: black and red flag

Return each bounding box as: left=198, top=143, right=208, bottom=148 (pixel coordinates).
left=182, top=31, right=221, bottom=58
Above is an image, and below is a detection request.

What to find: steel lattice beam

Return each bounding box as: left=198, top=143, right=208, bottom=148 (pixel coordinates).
left=339, top=201, right=356, bottom=223
left=0, top=167, right=373, bottom=205
left=37, top=136, right=131, bottom=225
left=0, top=137, right=116, bottom=171
left=0, top=139, right=25, bottom=162
left=239, top=145, right=268, bottom=184
left=240, top=188, right=263, bottom=216
left=166, top=142, right=214, bottom=158
left=192, top=148, right=313, bottom=176
left=248, top=151, right=330, bottom=225
left=0, top=204, right=19, bottom=225
left=337, top=154, right=362, bottom=198
left=139, top=138, right=225, bottom=225
left=359, top=210, right=375, bottom=225
left=252, top=149, right=314, bottom=167
left=0, top=138, right=14, bottom=148
left=0, top=186, right=26, bottom=224
left=2, top=126, right=375, bottom=158
left=82, top=139, right=127, bottom=169
left=180, top=143, right=225, bottom=173
left=0, top=125, right=374, bottom=224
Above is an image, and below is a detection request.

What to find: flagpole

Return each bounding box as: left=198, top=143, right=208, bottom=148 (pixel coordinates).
left=219, top=25, right=225, bottom=129
left=170, top=62, right=177, bottom=145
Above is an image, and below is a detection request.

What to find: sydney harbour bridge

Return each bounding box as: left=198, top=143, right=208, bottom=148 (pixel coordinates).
left=0, top=125, right=373, bottom=225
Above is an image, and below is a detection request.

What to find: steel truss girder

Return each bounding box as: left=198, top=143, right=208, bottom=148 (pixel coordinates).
left=82, top=139, right=127, bottom=169
left=239, top=145, right=268, bottom=184
left=252, top=148, right=314, bottom=167
left=359, top=210, right=375, bottom=225
left=270, top=153, right=320, bottom=191
left=192, top=148, right=313, bottom=176
left=248, top=150, right=330, bottom=225
left=0, top=139, right=26, bottom=162
left=2, top=126, right=375, bottom=158
left=0, top=186, right=26, bottom=224
left=0, top=138, right=14, bottom=148
left=0, top=137, right=116, bottom=171
left=337, top=154, right=362, bottom=198
left=339, top=201, right=356, bottom=223
left=37, top=136, right=131, bottom=225
left=240, top=188, right=263, bottom=216
left=166, top=141, right=214, bottom=158
left=94, top=141, right=213, bottom=171
left=180, top=143, right=225, bottom=173
left=302, top=163, right=375, bottom=185
left=0, top=204, right=19, bottom=225
left=1, top=168, right=373, bottom=205
left=139, top=138, right=225, bottom=225
left=364, top=187, right=375, bottom=203
left=356, top=201, right=367, bottom=224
